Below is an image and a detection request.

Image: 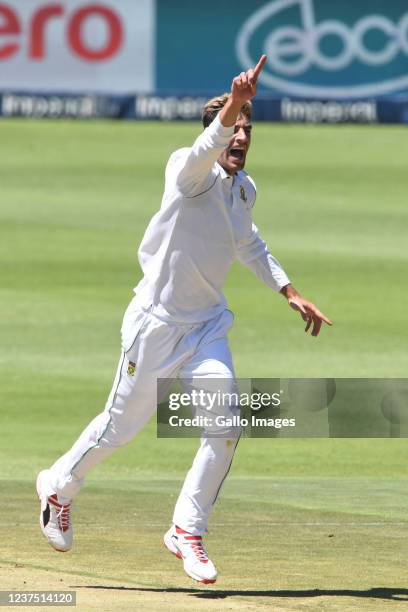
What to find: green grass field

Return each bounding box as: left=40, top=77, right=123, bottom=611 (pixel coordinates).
left=1, top=119, right=408, bottom=610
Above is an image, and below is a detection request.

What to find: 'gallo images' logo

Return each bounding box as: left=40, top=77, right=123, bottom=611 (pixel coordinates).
left=236, top=0, right=408, bottom=98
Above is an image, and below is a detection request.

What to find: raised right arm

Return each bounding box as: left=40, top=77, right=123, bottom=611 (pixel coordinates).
left=172, top=55, right=267, bottom=196
left=171, top=116, right=234, bottom=196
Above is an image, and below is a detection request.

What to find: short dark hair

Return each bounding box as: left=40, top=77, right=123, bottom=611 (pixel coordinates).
left=202, top=93, right=252, bottom=128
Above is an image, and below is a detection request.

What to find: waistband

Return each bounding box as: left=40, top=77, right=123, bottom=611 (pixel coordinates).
left=130, top=294, right=228, bottom=327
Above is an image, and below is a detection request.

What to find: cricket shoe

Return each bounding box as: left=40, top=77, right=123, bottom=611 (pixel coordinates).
left=36, top=470, right=73, bottom=552
left=163, top=525, right=217, bottom=584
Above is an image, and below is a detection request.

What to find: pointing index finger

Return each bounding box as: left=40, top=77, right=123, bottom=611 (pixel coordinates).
left=253, top=54, right=267, bottom=79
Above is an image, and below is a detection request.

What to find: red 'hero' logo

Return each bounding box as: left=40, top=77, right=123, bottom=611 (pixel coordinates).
left=0, top=2, right=123, bottom=61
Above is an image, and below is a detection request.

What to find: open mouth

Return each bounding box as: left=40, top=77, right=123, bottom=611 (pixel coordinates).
left=229, top=148, right=245, bottom=161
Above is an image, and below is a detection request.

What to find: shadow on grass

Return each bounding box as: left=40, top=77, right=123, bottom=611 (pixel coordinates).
left=73, top=585, right=408, bottom=601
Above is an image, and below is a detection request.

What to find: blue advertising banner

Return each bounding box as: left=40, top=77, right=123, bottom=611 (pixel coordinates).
left=3, top=91, right=408, bottom=124
left=156, top=0, right=408, bottom=100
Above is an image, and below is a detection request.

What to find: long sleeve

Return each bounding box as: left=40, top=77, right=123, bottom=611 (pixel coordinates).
left=237, top=224, right=290, bottom=292
left=167, top=115, right=233, bottom=196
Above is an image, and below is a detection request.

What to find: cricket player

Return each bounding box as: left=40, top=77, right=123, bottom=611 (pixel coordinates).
left=36, top=55, right=331, bottom=585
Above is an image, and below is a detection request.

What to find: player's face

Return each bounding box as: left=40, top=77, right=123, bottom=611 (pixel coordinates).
left=218, top=114, right=252, bottom=175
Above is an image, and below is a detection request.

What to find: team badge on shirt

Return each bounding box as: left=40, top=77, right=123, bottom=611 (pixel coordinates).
left=127, top=361, right=136, bottom=376
left=239, top=185, right=247, bottom=202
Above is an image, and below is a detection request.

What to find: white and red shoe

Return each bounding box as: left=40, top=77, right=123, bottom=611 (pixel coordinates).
left=36, top=470, right=73, bottom=552
left=164, top=525, right=217, bottom=584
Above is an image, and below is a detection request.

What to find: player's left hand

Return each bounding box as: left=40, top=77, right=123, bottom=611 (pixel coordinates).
left=289, top=296, right=332, bottom=337
left=281, top=285, right=332, bottom=337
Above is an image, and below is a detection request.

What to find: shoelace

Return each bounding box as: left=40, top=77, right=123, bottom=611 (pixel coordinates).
left=185, top=536, right=208, bottom=563
left=56, top=504, right=71, bottom=532
left=49, top=495, right=71, bottom=532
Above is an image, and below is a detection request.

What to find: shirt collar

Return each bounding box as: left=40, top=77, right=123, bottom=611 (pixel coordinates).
left=217, top=162, right=241, bottom=183
left=216, top=162, right=231, bottom=181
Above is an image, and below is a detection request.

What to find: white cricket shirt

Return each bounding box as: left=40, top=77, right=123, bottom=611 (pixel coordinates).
left=134, top=114, right=290, bottom=323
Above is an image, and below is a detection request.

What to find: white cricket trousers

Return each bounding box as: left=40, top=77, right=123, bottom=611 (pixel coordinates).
left=46, top=296, right=241, bottom=535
